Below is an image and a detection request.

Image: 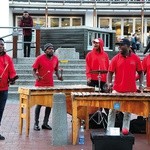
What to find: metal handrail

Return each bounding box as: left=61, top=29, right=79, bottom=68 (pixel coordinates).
left=9, top=0, right=150, bottom=4
left=0, top=26, right=40, bottom=58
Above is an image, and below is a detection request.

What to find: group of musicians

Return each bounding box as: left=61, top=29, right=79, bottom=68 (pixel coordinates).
left=85, top=37, right=149, bottom=132
left=32, top=37, right=150, bottom=133
left=1, top=36, right=150, bottom=142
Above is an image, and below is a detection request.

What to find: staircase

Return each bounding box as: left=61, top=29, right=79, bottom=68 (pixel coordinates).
left=8, top=52, right=146, bottom=101
left=8, top=58, right=87, bottom=100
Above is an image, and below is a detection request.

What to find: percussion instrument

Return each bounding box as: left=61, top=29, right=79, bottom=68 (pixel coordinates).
left=18, top=85, right=95, bottom=136
left=71, top=92, right=150, bottom=145
left=90, top=70, right=108, bottom=74
left=41, top=70, right=50, bottom=79
left=0, top=64, right=8, bottom=80
left=144, top=87, right=150, bottom=92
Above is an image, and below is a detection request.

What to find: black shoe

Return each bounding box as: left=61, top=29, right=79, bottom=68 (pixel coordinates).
left=34, top=124, right=40, bottom=131
left=0, top=134, right=5, bottom=140
left=42, top=124, right=52, bottom=130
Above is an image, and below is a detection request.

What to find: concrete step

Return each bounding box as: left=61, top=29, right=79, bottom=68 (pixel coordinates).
left=16, top=69, right=85, bottom=74
left=14, top=79, right=86, bottom=85
left=10, top=58, right=87, bottom=100
left=14, top=58, right=85, bottom=64
left=8, top=81, right=87, bottom=100
left=14, top=64, right=86, bottom=69
left=16, top=74, right=86, bottom=80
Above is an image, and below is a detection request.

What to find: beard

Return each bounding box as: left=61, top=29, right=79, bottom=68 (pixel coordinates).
left=0, top=47, right=4, bottom=55
left=47, top=52, right=53, bottom=57
left=120, top=47, right=127, bottom=56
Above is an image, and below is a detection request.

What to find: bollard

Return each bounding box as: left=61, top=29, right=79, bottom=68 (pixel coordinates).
left=52, top=93, right=68, bottom=145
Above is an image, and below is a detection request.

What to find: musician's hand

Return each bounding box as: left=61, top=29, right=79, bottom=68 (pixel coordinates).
left=9, top=80, right=15, bottom=85
left=58, top=76, right=63, bottom=81
left=106, top=83, right=113, bottom=93
left=36, top=75, right=42, bottom=81
left=138, top=84, right=145, bottom=93
left=87, top=78, right=91, bottom=84
left=8, top=75, right=19, bottom=85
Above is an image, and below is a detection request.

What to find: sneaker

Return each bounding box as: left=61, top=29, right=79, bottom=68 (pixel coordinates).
left=34, top=124, right=40, bottom=131
left=41, top=124, right=52, bottom=130
left=0, top=134, right=5, bottom=140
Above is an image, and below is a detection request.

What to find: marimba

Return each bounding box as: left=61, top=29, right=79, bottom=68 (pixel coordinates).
left=71, top=92, right=150, bottom=145
left=18, top=85, right=94, bottom=136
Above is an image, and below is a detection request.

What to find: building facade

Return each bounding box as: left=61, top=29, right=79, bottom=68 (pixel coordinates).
left=2, top=0, right=150, bottom=52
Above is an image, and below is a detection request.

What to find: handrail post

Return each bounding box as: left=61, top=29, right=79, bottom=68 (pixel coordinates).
left=12, top=30, right=19, bottom=58
left=35, top=25, right=41, bottom=57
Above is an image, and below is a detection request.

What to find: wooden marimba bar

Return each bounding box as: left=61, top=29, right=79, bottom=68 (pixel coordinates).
left=71, top=92, right=150, bottom=145
left=18, top=85, right=95, bottom=136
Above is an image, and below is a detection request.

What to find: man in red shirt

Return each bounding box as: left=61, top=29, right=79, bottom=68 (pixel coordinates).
left=86, top=38, right=109, bottom=128
left=86, top=38, right=109, bottom=92
left=32, top=43, right=63, bottom=131
left=20, top=11, right=33, bottom=57
left=0, top=38, right=18, bottom=140
left=142, top=54, right=150, bottom=87
left=106, top=38, right=144, bottom=131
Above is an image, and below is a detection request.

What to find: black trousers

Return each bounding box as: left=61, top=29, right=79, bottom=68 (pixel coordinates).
left=0, top=90, right=8, bottom=125
left=34, top=105, right=51, bottom=125
left=24, top=35, right=32, bottom=57
left=87, top=80, right=106, bottom=92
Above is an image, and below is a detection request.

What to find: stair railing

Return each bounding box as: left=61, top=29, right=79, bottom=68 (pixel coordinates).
left=0, top=26, right=41, bottom=58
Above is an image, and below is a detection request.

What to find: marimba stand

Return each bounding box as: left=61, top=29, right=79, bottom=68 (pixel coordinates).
left=89, top=70, right=107, bottom=129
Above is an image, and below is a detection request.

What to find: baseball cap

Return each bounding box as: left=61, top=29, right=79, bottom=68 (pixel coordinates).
left=0, top=38, right=4, bottom=45
left=93, top=39, right=99, bottom=43
left=116, top=38, right=130, bottom=47
left=43, top=43, right=54, bottom=51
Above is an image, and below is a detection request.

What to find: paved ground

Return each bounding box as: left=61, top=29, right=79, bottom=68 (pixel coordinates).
left=0, top=99, right=150, bottom=150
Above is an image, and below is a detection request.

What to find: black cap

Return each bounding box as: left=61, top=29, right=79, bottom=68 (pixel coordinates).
left=43, top=43, right=54, bottom=51
left=116, top=38, right=130, bottom=47
left=0, top=38, right=4, bottom=45
left=23, top=11, right=28, bottom=13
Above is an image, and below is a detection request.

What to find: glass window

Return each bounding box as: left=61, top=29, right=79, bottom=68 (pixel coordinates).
left=147, top=19, right=150, bottom=33
left=32, top=17, right=39, bottom=26
left=16, top=16, right=22, bottom=26
left=112, top=18, right=121, bottom=41
left=124, top=19, right=133, bottom=37
left=147, top=19, right=150, bottom=44
left=72, top=18, right=81, bottom=26
left=106, top=34, right=109, bottom=47
left=135, top=18, right=142, bottom=36
left=50, top=18, right=59, bottom=27
left=100, top=18, right=109, bottom=28
left=88, top=32, right=93, bottom=46
left=38, top=18, right=46, bottom=27
left=61, top=18, right=70, bottom=27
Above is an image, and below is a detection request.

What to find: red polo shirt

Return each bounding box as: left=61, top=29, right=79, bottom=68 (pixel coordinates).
left=0, top=54, right=17, bottom=91
left=142, top=54, right=150, bottom=87
left=32, top=54, right=59, bottom=86
left=109, top=53, right=143, bottom=92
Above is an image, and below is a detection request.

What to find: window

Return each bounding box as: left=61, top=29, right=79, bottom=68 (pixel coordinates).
left=50, top=18, right=59, bottom=27
left=61, top=18, right=70, bottom=27
left=72, top=18, right=82, bottom=26
left=100, top=18, right=109, bottom=28
left=124, top=19, right=133, bottom=37
left=135, top=18, right=142, bottom=35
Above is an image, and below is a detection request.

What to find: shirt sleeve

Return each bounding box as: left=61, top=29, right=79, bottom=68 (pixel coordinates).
left=142, top=57, right=147, bottom=73
left=108, top=56, right=116, bottom=72
left=136, top=56, right=143, bottom=71
left=85, top=54, right=92, bottom=79
left=8, top=57, right=17, bottom=79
